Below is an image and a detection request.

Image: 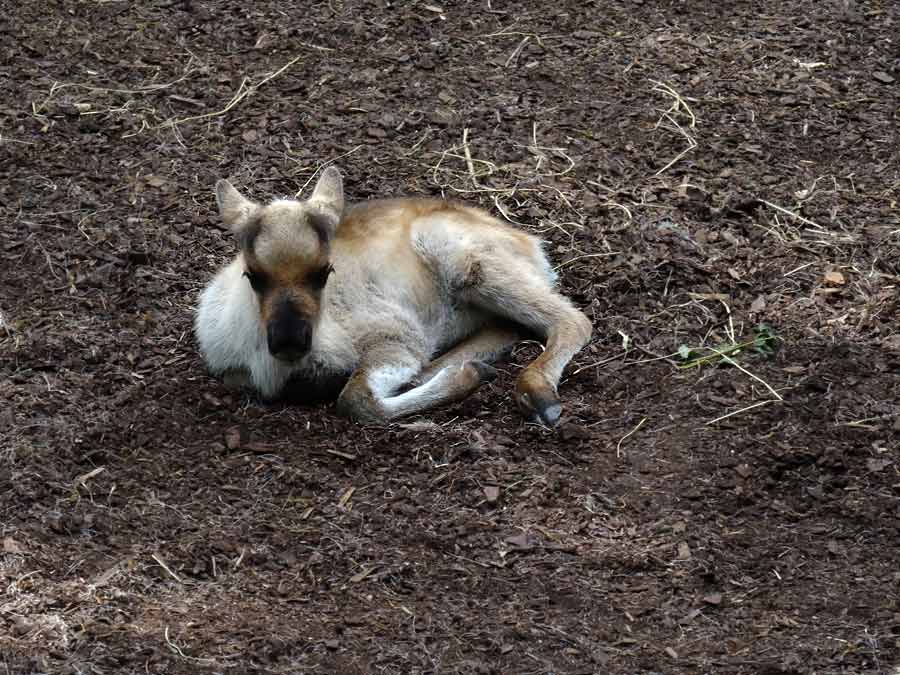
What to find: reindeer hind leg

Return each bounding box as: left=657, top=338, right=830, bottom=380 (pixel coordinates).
left=417, top=323, right=520, bottom=385
left=336, top=343, right=497, bottom=423
left=458, top=259, right=592, bottom=426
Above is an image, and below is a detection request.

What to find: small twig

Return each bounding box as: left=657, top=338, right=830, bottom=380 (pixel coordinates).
left=233, top=546, right=246, bottom=569
left=164, top=626, right=190, bottom=659
left=447, top=552, right=493, bottom=569
left=338, top=486, right=355, bottom=508
left=570, top=350, right=629, bottom=376
left=74, top=466, right=105, bottom=488
left=554, top=251, right=621, bottom=271
left=294, top=145, right=364, bottom=196
left=650, top=80, right=698, bottom=176
left=758, top=199, right=824, bottom=230
left=711, top=349, right=783, bottom=401
left=461, top=128, right=480, bottom=188
left=601, top=201, right=633, bottom=220
left=840, top=414, right=897, bottom=428
left=151, top=553, right=183, bottom=583
left=517, top=122, right=577, bottom=177
left=706, top=400, right=778, bottom=425
left=161, top=53, right=304, bottom=129
left=505, top=36, right=530, bottom=67
left=616, top=417, right=647, bottom=457
left=34, top=64, right=199, bottom=114
left=629, top=343, right=682, bottom=367
left=164, top=626, right=216, bottom=664
left=783, top=262, right=816, bottom=277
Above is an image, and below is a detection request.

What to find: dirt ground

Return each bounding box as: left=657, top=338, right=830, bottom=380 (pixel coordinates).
left=2, top=1, right=899, bottom=673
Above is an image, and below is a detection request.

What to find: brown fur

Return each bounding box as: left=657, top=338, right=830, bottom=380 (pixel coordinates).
left=195, top=167, right=592, bottom=425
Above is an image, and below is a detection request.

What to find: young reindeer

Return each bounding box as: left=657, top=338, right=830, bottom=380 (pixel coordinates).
left=195, top=167, right=592, bottom=426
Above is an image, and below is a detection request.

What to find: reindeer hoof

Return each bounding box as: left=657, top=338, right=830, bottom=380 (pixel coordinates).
left=536, top=401, right=562, bottom=426
left=515, top=371, right=562, bottom=426
left=518, top=393, right=562, bottom=426
left=516, top=392, right=562, bottom=427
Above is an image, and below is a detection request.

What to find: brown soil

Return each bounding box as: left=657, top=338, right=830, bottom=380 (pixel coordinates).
left=2, top=1, right=899, bottom=674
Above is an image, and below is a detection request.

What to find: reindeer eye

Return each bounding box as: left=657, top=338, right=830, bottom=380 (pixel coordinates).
left=309, top=263, right=333, bottom=290
left=243, top=269, right=268, bottom=293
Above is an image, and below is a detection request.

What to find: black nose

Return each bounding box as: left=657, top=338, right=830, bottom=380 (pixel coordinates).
left=267, top=304, right=312, bottom=360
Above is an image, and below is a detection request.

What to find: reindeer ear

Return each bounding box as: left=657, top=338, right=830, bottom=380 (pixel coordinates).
left=307, top=166, right=344, bottom=238
left=309, top=166, right=344, bottom=218
left=215, top=180, right=258, bottom=231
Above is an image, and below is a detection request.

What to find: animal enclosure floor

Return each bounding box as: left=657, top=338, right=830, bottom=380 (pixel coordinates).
left=2, top=1, right=899, bottom=674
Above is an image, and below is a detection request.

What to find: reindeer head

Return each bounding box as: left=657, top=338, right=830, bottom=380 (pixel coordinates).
left=215, top=167, right=344, bottom=362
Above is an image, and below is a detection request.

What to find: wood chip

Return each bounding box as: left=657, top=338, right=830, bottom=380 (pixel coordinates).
left=224, top=427, right=242, bottom=450
left=703, top=592, right=723, bottom=605
left=483, top=485, right=500, bottom=503
left=349, top=565, right=377, bottom=583
left=338, top=486, right=355, bottom=508
left=505, top=532, right=534, bottom=550
left=2, top=537, right=24, bottom=554
left=665, top=646, right=679, bottom=659
left=677, top=541, right=692, bottom=560
left=151, top=553, right=182, bottom=583
left=872, top=71, right=895, bottom=84
left=397, top=421, right=442, bottom=432
left=866, top=458, right=891, bottom=472
left=689, top=292, right=730, bottom=302
left=168, top=94, right=205, bottom=107
left=326, top=449, right=357, bottom=461
left=823, top=270, right=845, bottom=285
left=74, top=466, right=105, bottom=487
left=680, top=608, right=701, bottom=624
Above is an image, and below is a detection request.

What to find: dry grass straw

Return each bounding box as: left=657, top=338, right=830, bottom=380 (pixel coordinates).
left=756, top=179, right=862, bottom=252
left=33, top=62, right=200, bottom=116
left=759, top=199, right=824, bottom=230
left=159, top=53, right=305, bottom=130
left=293, top=145, right=365, bottom=197
left=616, top=416, right=647, bottom=457
left=650, top=80, right=698, bottom=176
left=430, top=128, right=501, bottom=192
left=693, top=303, right=784, bottom=425
left=705, top=399, right=777, bottom=425
left=425, top=127, right=589, bottom=256
left=31, top=57, right=203, bottom=139
left=33, top=50, right=317, bottom=140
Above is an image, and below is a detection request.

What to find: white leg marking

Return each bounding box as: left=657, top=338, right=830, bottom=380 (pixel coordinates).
left=367, top=364, right=420, bottom=400
left=379, top=365, right=474, bottom=418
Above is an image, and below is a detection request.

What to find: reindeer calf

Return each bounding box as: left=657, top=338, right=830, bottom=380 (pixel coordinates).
left=195, top=167, right=591, bottom=426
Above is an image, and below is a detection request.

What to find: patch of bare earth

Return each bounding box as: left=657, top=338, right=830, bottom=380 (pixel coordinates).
left=1, top=1, right=898, bottom=674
